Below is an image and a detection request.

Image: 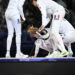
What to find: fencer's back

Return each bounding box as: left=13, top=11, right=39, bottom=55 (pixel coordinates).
left=7, top=0, right=25, bottom=9
left=37, top=0, right=64, bottom=14
left=7, top=0, right=18, bottom=9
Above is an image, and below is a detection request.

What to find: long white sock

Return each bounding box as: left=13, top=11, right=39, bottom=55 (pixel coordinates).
left=16, top=34, right=21, bottom=54
left=7, top=34, right=13, bottom=55
left=66, top=43, right=73, bottom=53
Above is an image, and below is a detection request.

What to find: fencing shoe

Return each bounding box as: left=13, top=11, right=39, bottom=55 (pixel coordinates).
left=61, top=51, right=69, bottom=57
left=16, top=53, right=28, bottom=58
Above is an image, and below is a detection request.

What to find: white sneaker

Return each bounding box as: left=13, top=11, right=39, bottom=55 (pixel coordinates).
left=16, top=53, right=28, bottom=58
left=46, top=54, right=51, bottom=58
left=46, top=51, right=63, bottom=58
left=61, top=51, right=69, bottom=57
left=6, top=53, right=10, bottom=58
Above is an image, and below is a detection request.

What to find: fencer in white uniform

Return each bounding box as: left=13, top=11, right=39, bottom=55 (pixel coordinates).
left=5, top=0, right=28, bottom=58
left=35, top=0, right=69, bottom=56
left=33, top=19, right=75, bottom=58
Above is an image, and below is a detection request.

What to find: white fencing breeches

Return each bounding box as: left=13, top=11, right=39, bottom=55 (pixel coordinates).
left=5, top=12, right=21, bottom=54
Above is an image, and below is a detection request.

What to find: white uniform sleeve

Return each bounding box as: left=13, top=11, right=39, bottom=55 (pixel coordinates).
left=18, top=0, right=25, bottom=20
left=37, top=1, right=49, bottom=27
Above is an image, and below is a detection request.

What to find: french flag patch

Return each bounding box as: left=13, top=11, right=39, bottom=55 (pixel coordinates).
left=54, top=15, right=60, bottom=20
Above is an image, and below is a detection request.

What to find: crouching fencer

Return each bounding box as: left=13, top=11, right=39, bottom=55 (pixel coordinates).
left=31, top=19, right=75, bottom=58
left=31, top=0, right=69, bottom=57
left=5, top=0, right=28, bottom=58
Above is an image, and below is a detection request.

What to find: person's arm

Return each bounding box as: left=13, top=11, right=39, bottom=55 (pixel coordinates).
left=18, top=0, right=26, bottom=21
left=37, top=1, right=49, bottom=30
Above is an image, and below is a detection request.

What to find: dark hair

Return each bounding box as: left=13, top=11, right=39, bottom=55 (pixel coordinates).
left=23, top=0, right=33, bottom=8
left=23, top=0, right=42, bottom=28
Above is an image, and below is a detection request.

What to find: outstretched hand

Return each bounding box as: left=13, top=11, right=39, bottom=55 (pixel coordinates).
left=21, top=17, right=26, bottom=24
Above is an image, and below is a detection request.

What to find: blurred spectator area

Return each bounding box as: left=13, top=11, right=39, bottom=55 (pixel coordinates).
left=0, top=0, right=9, bottom=32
